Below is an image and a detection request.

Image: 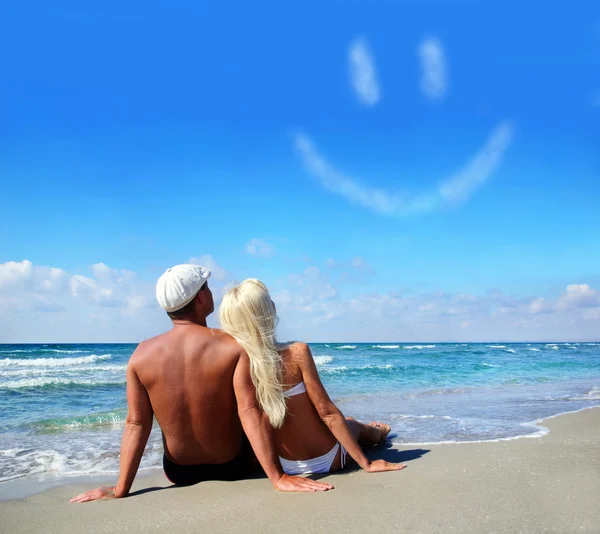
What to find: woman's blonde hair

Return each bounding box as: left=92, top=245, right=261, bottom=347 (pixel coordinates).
left=219, top=279, right=289, bottom=428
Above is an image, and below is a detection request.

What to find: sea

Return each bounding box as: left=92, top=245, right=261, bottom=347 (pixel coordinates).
left=0, top=342, right=599, bottom=487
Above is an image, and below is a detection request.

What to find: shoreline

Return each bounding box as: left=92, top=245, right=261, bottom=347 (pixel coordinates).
left=1, top=403, right=598, bottom=500
left=0, top=407, right=598, bottom=532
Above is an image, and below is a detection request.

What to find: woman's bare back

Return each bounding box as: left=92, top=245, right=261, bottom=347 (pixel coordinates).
left=274, top=343, right=339, bottom=461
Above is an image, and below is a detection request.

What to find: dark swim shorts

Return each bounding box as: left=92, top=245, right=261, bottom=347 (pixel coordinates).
left=163, top=436, right=262, bottom=486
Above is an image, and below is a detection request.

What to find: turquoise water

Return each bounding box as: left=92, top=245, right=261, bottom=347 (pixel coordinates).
left=0, top=342, right=599, bottom=483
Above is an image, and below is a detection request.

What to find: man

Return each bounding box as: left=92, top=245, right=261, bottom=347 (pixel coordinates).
left=71, top=264, right=332, bottom=502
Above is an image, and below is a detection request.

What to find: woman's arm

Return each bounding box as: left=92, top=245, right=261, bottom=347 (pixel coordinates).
left=233, top=351, right=334, bottom=492
left=297, top=343, right=402, bottom=473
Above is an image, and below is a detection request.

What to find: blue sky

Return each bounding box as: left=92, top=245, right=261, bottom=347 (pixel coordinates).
left=1, top=1, right=599, bottom=342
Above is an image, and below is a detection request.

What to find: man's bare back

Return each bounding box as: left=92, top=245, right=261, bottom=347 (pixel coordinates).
left=132, top=324, right=243, bottom=465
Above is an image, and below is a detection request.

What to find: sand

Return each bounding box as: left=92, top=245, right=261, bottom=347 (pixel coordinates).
left=0, top=407, right=598, bottom=533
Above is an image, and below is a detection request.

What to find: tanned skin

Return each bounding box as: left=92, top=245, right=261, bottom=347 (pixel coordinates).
left=70, top=283, right=332, bottom=503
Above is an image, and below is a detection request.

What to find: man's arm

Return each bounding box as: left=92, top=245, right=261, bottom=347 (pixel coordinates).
left=232, top=351, right=333, bottom=492
left=70, top=357, right=154, bottom=503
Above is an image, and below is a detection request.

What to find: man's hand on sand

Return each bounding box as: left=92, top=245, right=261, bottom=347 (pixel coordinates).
left=69, top=486, right=119, bottom=503
left=363, top=459, right=406, bottom=473
left=274, top=474, right=334, bottom=492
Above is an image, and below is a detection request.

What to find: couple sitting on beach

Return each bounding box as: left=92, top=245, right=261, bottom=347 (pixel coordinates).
left=71, top=264, right=404, bottom=502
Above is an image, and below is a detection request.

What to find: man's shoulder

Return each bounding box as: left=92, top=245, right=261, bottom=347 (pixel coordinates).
left=128, top=335, right=163, bottom=367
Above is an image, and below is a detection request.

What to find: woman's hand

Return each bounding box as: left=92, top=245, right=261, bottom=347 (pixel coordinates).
left=69, top=485, right=119, bottom=503
left=363, top=460, right=407, bottom=473
left=274, top=474, right=334, bottom=492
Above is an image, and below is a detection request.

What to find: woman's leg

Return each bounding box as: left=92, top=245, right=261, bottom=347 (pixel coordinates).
left=345, top=417, right=391, bottom=447
left=329, top=417, right=392, bottom=472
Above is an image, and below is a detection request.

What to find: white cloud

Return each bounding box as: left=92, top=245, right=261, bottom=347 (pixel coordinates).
left=528, top=298, right=548, bottom=314
left=351, top=257, right=375, bottom=273
left=419, top=36, right=447, bottom=101
left=91, top=263, right=136, bottom=284
left=274, top=274, right=600, bottom=342
left=2, top=258, right=598, bottom=343
left=529, top=285, right=600, bottom=315
left=245, top=238, right=276, bottom=257
left=294, top=121, right=513, bottom=216
left=439, top=122, right=514, bottom=204
left=348, top=37, right=380, bottom=106
left=0, top=260, right=34, bottom=287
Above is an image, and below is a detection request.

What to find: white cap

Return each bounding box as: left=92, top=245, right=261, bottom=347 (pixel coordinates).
left=156, top=264, right=211, bottom=312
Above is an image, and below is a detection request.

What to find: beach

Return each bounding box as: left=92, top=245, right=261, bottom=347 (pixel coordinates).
left=1, top=407, right=598, bottom=533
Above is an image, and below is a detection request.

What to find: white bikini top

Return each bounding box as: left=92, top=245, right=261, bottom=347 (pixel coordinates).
left=283, top=381, right=307, bottom=398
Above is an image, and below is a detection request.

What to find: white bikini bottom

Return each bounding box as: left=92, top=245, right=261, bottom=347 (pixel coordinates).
left=279, top=442, right=347, bottom=475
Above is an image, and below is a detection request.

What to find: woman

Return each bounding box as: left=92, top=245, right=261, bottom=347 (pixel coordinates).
left=219, top=279, right=406, bottom=476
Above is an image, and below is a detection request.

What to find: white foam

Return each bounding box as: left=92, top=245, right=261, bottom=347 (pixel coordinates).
left=0, top=349, right=87, bottom=354
left=395, top=414, right=457, bottom=421
left=567, top=386, right=600, bottom=401
left=0, top=377, right=125, bottom=389
left=323, top=366, right=348, bottom=372
left=486, top=345, right=506, bottom=349
left=313, top=356, right=333, bottom=365
left=0, top=354, right=112, bottom=368
left=392, top=406, right=600, bottom=447
left=392, top=427, right=549, bottom=447
left=336, top=345, right=356, bottom=349
left=403, top=345, right=436, bottom=349
left=0, top=364, right=126, bottom=378
left=480, top=362, right=500, bottom=368
left=372, top=345, right=400, bottom=349
left=504, top=348, right=516, bottom=353
left=528, top=348, right=542, bottom=352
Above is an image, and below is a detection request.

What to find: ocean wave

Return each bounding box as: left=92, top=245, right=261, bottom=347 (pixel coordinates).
left=528, top=348, right=542, bottom=352
left=407, top=387, right=470, bottom=398
left=474, top=363, right=500, bottom=369
left=314, top=356, right=333, bottom=365
left=336, top=345, right=357, bottom=350
left=404, top=345, right=436, bottom=349
left=321, top=363, right=394, bottom=374
left=486, top=345, right=506, bottom=349
left=564, top=386, right=600, bottom=401
left=0, top=364, right=127, bottom=378
left=504, top=348, right=517, bottom=353
left=0, top=349, right=87, bottom=355
left=0, top=377, right=125, bottom=390
left=27, top=410, right=128, bottom=432
left=0, top=354, right=112, bottom=368
left=394, top=414, right=457, bottom=421
left=372, top=345, right=400, bottom=349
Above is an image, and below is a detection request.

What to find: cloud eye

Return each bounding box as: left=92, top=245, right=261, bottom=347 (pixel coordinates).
left=419, top=36, right=447, bottom=101
left=348, top=37, right=380, bottom=106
